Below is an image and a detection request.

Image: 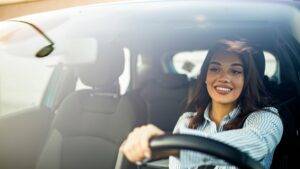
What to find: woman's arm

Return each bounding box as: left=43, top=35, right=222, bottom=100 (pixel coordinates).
left=120, top=113, right=193, bottom=164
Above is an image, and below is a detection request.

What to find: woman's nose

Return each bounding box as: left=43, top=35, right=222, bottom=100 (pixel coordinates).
left=218, top=71, right=231, bottom=83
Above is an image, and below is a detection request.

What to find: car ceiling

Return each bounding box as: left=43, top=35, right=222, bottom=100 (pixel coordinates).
left=63, top=0, right=298, bottom=57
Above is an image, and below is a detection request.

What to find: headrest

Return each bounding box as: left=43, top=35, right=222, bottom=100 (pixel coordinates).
left=76, top=45, right=124, bottom=88
left=156, top=74, right=189, bottom=89
left=252, top=49, right=265, bottom=80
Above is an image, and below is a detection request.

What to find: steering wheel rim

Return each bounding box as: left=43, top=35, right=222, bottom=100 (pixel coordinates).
left=147, top=134, right=263, bottom=169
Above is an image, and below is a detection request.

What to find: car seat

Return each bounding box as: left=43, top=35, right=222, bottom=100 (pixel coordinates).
left=139, top=74, right=189, bottom=132
left=252, top=49, right=299, bottom=169
left=35, top=46, right=146, bottom=169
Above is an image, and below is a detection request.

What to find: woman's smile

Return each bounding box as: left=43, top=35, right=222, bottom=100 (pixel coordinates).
left=214, top=85, right=233, bottom=95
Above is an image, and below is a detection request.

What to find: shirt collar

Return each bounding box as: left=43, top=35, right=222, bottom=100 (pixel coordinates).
left=203, top=104, right=241, bottom=122
left=227, top=105, right=241, bottom=120
left=203, top=104, right=212, bottom=122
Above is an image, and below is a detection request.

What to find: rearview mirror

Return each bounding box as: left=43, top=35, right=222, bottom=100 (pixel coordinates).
left=60, top=38, right=98, bottom=65
left=0, top=20, right=98, bottom=65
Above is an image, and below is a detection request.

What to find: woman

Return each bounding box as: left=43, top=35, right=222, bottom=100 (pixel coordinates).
left=120, top=39, right=283, bottom=169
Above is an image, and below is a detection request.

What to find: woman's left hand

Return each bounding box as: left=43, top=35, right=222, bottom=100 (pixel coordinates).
left=119, top=124, right=165, bottom=164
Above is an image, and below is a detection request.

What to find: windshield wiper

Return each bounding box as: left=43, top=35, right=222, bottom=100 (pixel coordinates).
left=9, top=20, right=55, bottom=58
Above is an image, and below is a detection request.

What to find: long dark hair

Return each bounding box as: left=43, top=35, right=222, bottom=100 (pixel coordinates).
left=187, top=39, right=270, bottom=130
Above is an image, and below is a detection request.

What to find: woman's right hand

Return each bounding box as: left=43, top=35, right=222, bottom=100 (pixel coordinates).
left=119, top=124, right=165, bottom=164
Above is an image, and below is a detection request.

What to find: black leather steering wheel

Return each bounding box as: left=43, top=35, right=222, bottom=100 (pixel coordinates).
left=115, top=134, right=263, bottom=169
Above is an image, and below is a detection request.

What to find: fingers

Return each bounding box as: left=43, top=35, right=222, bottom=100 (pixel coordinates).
left=140, top=129, right=151, bottom=158
left=119, top=124, right=165, bottom=164
left=121, top=129, right=144, bottom=162
left=140, top=124, right=165, bottom=158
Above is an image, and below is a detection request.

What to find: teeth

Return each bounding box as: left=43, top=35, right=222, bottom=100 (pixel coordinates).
left=216, top=87, right=231, bottom=92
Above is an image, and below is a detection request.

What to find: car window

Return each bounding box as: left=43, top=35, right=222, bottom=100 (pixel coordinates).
left=0, top=54, right=54, bottom=115
left=172, top=50, right=278, bottom=80
left=172, top=50, right=208, bottom=79
left=264, top=51, right=277, bottom=79
left=76, top=47, right=131, bottom=95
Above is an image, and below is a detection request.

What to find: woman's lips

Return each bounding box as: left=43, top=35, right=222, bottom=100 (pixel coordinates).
left=214, top=86, right=232, bottom=95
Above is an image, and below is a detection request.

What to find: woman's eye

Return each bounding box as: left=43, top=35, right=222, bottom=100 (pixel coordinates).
left=231, top=69, right=243, bottom=75
left=209, top=67, right=219, bottom=72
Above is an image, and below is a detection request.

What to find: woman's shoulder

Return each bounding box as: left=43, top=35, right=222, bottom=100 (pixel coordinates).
left=246, top=106, right=282, bottom=123
left=179, top=112, right=197, bottom=120
left=173, top=112, right=196, bottom=133
left=244, top=106, right=283, bottom=134
left=252, top=106, right=279, bottom=116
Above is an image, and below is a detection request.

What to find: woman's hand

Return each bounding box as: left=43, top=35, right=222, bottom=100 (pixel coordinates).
left=119, top=124, right=165, bottom=164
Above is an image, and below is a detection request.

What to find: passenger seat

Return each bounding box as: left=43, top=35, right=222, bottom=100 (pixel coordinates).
left=35, top=46, right=146, bottom=169
left=139, top=74, right=189, bottom=132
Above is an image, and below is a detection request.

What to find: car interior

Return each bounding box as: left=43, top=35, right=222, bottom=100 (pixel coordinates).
left=0, top=1, right=299, bottom=169
left=35, top=28, right=299, bottom=169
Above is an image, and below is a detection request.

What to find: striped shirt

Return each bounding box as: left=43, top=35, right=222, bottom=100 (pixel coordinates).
left=169, top=106, right=283, bottom=169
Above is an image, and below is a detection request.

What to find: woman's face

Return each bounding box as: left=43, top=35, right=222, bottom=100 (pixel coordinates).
left=206, top=52, right=244, bottom=105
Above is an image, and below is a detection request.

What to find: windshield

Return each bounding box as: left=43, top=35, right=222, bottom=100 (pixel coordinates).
left=0, top=1, right=299, bottom=169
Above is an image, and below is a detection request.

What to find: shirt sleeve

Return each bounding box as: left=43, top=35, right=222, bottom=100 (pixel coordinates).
left=179, top=108, right=283, bottom=168
left=173, top=112, right=195, bottom=134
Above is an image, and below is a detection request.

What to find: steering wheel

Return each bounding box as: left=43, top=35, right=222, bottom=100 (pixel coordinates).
left=115, top=134, right=263, bottom=169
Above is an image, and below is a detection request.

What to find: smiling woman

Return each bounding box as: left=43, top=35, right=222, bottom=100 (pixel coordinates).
left=205, top=53, right=245, bottom=123
left=187, top=39, right=271, bottom=130
left=121, top=39, right=283, bottom=169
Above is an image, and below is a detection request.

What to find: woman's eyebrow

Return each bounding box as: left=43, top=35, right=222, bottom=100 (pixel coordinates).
left=209, top=61, right=221, bottom=65
left=231, top=63, right=243, bottom=67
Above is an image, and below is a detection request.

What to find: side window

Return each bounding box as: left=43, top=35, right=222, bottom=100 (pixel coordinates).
left=263, top=51, right=278, bottom=79
left=119, top=48, right=131, bottom=95
left=76, top=47, right=131, bottom=95
left=0, top=55, right=54, bottom=115
left=172, top=50, right=208, bottom=78
left=172, top=50, right=278, bottom=80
